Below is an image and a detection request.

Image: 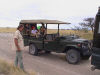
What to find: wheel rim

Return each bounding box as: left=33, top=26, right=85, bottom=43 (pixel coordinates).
left=29, top=44, right=36, bottom=54
left=67, top=52, right=77, bottom=63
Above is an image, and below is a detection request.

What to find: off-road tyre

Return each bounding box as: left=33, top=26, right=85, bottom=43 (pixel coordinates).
left=29, top=44, right=38, bottom=56
left=66, top=49, right=81, bottom=64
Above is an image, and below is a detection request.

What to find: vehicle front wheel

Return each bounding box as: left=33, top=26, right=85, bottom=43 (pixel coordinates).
left=29, top=44, right=38, bottom=56
left=66, top=49, right=81, bottom=64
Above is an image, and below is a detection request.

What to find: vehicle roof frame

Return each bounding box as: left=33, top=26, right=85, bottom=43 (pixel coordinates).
left=20, top=19, right=70, bottom=37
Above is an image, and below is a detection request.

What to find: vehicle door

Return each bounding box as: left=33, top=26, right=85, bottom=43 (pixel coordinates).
left=91, top=8, right=100, bottom=68
left=44, top=35, right=63, bottom=52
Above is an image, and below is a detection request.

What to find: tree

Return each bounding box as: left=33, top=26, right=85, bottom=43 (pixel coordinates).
left=79, top=18, right=94, bottom=32
left=73, top=26, right=82, bottom=31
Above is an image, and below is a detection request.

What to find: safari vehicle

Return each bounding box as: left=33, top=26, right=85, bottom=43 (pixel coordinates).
left=20, top=19, right=91, bottom=64
left=91, top=7, right=100, bottom=70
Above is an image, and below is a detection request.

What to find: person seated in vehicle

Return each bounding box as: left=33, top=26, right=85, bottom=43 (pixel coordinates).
left=24, top=24, right=30, bottom=35
left=40, top=23, right=46, bottom=37
left=31, top=26, right=38, bottom=37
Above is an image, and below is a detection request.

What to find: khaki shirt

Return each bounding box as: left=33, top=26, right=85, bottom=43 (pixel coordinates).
left=14, top=30, right=24, bottom=50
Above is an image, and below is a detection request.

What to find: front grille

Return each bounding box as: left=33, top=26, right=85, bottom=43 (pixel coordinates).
left=83, top=41, right=92, bottom=50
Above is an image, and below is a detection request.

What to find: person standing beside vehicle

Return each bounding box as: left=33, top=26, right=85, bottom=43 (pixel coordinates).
left=14, top=24, right=24, bottom=70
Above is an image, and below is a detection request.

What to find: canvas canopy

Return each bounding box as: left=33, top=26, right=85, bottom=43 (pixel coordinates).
left=20, top=19, right=70, bottom=24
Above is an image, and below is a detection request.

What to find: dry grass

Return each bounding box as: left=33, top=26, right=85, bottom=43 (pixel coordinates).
left=47, top=29, right=93, bottom=40
left=0, top=28, right=93, bottom=40
left=0, top=59, right=36, bottom=75
left=0, top=27, right=16, bottom=33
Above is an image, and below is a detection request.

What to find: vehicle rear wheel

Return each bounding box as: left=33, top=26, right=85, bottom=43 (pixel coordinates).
left=29, top=44, right=38, bottom=56
left=66, top=49, right=81, bottom=64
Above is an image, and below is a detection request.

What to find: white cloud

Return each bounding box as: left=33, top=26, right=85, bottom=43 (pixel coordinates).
left=0, top=0, right=34, bottom=11
left=0, top=19, right=19, bottom=27
left=0, top=0, right=99, bottom=28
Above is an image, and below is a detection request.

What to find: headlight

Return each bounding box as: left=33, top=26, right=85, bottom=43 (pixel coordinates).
left=77, top=44, right=81, bottom=47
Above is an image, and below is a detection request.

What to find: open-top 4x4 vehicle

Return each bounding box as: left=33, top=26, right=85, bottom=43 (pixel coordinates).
left=20, top=19, right=91, bottom=64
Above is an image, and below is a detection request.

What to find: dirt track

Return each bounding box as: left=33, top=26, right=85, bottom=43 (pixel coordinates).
left=0, top=33, right=100, bottom=75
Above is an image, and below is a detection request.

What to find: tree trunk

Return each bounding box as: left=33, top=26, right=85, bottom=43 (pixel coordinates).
left=91, top=26, right=94, bottom=32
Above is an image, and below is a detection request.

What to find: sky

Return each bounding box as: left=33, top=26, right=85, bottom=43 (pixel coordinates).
left=0, top=0, right=99, bottom=29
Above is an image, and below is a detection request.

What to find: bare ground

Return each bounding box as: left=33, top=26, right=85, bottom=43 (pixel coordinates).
left=0, top=33, right=100, bottom=75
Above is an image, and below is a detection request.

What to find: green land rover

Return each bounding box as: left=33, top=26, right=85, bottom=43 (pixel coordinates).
left=20, top=19, right=91, bottom=64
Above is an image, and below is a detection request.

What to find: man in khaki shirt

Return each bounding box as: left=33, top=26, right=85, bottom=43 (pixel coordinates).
left=14, top=24, right=24, bottom=70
